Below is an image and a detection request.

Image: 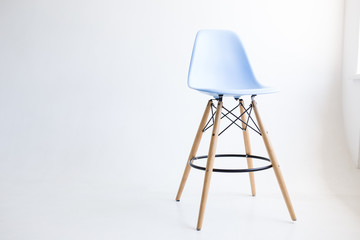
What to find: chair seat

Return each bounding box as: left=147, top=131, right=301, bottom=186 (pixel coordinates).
left=191, top=86, right=279, bottom=98
left=188, top=30, right=279, bottom=98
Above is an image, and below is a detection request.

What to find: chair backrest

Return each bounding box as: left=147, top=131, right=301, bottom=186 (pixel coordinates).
left=188, top=30, right=262, bottom=91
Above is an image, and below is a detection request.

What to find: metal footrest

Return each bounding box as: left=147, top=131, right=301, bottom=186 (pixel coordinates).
left=189, top=154, right=272, bottom=173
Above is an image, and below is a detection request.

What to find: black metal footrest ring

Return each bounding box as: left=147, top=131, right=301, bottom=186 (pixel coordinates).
left=189, top=154, right=272, bottom=173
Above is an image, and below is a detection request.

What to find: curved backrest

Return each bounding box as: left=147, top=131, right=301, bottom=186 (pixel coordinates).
left=188, top=30, right=262, bottom=91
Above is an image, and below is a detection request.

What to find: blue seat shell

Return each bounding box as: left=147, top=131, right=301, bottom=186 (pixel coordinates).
left=188, top=30, right=278, bottom=98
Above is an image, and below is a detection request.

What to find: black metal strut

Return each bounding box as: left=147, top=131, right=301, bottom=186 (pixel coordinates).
left=202, top=98, right=261, bottom=136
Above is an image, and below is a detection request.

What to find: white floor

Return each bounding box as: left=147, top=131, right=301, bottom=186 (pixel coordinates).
left=1, top=162, right=360, bottom=240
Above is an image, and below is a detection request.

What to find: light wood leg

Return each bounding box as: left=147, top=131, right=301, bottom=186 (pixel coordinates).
left=251, top=97, right=296, bottom=221
left=196, top=100, right=223, bottom=230
left=240, top=99, right=256, bottom=196
left=176, top=100, right=212, bottom=201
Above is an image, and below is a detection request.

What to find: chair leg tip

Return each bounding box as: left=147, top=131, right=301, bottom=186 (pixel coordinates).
left=176, top=199, right=180, bottom=202
left=196, top=228, right=201, bottom=231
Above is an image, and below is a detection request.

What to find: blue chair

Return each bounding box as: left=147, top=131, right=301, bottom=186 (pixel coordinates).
left=176, top=30, right=296, bottom=230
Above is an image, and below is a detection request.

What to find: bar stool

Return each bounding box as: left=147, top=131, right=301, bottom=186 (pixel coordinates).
left=175, top=30, right=296, bottom=230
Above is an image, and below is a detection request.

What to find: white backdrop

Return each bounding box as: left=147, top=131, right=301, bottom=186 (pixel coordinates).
left=0, top=0, right=351, bottom=214
left=342, top=0, right=360, bottom=167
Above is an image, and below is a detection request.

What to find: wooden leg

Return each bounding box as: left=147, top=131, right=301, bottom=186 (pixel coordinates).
left=176, top=100, right=212, bottom=201
left=196, top=99, right=223, bottom=230
left=251, top=97, right=296, bottom=221
left=239, top=99, right=256, bottom=196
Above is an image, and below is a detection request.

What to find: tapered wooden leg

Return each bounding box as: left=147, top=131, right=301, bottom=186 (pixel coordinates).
left=251, top=97, right=296, bottom=221
left=239, top=99, right=256, bottom=196
left=196, top=99, right=223, bottom=230
left=176, top=100, right=212, bottom=201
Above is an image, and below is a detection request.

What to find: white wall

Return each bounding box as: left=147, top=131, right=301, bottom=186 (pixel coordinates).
left=342, top=0, right=360, bottom=167
left=0, top=0, right=347, bottom=194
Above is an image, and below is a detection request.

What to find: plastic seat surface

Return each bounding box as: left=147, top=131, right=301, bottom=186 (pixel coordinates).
left=188, top=30, right=278, bottom=97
